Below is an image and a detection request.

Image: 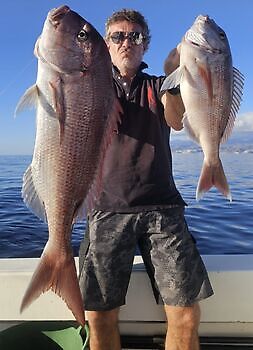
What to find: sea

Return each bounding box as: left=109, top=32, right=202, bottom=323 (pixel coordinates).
left=0, top=131, right=252, bottom=258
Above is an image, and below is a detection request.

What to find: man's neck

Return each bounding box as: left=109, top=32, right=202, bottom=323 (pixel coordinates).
left=118, top=67, right=137, bottom=82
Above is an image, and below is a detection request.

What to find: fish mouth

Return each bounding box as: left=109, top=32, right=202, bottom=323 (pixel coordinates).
left=196, top=14, right=210, bottom=23
left=185, top=27, right=222, bottom=54
left=49, top=5, right=70, bottom=28
left=187, top=38, right=222, bottom=54
left=186, top=14, right=222, bottom=54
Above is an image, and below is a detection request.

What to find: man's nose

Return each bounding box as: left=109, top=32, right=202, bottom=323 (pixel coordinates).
left=121, top=36, right=132, bottom=46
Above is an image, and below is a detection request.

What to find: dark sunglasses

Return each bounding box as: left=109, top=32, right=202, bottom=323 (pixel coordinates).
left=109, top=31, right=145, bottom=45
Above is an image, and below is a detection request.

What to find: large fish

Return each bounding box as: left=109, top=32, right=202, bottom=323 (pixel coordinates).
left=161, top=15, right=244, bottom=201
left=16, top=5, right=119, bottom=325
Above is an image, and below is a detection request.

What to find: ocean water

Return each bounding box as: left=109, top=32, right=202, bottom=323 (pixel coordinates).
left=0, top=132, right=252, bottom=258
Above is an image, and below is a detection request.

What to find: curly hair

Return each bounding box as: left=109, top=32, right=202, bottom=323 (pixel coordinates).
left=105, top=9, right=151, bottom=52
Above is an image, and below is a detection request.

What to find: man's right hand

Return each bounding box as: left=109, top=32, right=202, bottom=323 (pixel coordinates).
left=164, top=44, right=181, bottom=76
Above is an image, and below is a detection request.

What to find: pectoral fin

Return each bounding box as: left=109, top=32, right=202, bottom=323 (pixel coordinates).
left=160, top=66, right=184, bottom=92
left=15, top=84, right=39, bottom=117
left=196, top=58, right=213, bottom=102
left=49, top=78, right=65, bottom=142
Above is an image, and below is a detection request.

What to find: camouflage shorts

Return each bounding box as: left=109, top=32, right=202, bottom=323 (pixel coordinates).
left=79, top=207, right=213, bottom=311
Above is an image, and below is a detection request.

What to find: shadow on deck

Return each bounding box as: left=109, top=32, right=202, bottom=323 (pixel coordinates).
left=1, top=321, right=253, bottom=349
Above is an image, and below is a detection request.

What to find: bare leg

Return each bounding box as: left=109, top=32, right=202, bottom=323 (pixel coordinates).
left=164, top=303, right=201, bottom=350
left=86, top=308, right=121, bottom=350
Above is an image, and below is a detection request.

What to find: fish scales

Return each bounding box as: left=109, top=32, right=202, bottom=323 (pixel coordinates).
left=16, top=5, right=118, bottom=325
left=161, top=14, right=244, bottom=201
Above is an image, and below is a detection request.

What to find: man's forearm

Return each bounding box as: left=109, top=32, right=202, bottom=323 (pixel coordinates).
left=161, top=92, right=185, bottom=130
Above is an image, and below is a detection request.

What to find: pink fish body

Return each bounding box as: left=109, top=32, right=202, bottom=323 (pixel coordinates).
left=162, top=15, right=244, bottom=201
left=16, top=5, right=118, bottom=325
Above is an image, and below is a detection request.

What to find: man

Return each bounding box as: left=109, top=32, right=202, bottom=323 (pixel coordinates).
left=79, top=9, right=213, bottom=350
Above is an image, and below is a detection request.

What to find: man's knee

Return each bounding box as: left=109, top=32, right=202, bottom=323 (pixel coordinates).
left=86, top=308, right=120, bottom=329
left=164, top=303, right=201, bottom=331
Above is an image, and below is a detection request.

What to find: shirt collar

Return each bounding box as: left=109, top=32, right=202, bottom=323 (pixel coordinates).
left=112, top=62, right=148, bottom=79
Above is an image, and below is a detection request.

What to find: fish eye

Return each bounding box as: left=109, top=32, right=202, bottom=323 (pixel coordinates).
left=219, top=31, right=226, bottom=40
left=78, top=30, right=89, bottom=41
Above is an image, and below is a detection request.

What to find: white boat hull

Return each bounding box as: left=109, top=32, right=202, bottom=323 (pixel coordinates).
left=1, top=255, right=253, bottom=337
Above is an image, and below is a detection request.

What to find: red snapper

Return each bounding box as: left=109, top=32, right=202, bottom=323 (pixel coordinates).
left=162, top=15, right=244, bottom=201
left=16, top=5, right=119, bottom=325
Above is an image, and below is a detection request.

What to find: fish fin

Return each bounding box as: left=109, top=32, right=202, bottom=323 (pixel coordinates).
left=220, top=67, right=244, bottom=143
left=15, top=84, right=39, bottom=117
left=49, top=79, right=65, bottom=143
left=33, top=37, right=41, bottom=59
left=196, top=58, right=213, bottom=102
left=183, top=113, right=200, bottom=144
left=176, top=43, right=181, bottom=54
left=73, top=199, right=86, bottom=222
left=196, top=158, right=232, bottom=202
left=160, top=66, right=184, bottom=92
left=20, top=245, right=85, bottom=326
left=110, top=97, right=123, bottom=127
left=84, top=97, right=123, bottom=213
left=22, top=165, right=47, bottom=222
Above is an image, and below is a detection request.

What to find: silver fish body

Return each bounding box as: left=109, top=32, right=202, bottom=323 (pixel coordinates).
left=162, top=15, right=244, bottom=200
left=16, top=5, right=118, bottom=325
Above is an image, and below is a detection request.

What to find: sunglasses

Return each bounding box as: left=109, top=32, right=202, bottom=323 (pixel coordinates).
left=109, top=31, right=145, bottom=45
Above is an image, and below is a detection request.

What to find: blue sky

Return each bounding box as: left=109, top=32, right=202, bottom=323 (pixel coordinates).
left=0, top=0, right=252, bottom=155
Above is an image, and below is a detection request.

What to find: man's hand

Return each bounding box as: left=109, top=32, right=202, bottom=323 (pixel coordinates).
left=161, top=92, right=184, bottom=130
left=164, top=44, right=181, bottom=76
left=162, top=44, right=184, bottom=130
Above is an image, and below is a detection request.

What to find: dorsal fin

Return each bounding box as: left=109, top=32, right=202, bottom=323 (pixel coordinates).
left=82, top=97, right=123, bottom=215
left=221, top=67, right=244, bottom=143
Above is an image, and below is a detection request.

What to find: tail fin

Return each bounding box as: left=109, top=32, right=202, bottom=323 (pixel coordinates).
left=20, top=245, right=85, bottom=326
left=196, top=158, right=232, bottom=201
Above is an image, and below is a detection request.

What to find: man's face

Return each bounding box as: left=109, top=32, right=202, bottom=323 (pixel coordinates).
left=106, top=21, right=145, bottom=74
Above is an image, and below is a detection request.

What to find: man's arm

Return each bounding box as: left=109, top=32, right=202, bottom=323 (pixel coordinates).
left=161, top=45, right=185, bottom=131
left=161, top=92, right=184, bottom=131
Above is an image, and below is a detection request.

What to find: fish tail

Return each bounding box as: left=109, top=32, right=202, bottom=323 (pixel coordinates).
left=20, top=245, right=85, bottom=326
left=196, top=159, right=232, bottom=201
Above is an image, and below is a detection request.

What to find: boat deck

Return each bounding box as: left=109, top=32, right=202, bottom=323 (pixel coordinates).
left=122, top=335, right=253, bottom=349
left=1, top=321, right=253, bottom=349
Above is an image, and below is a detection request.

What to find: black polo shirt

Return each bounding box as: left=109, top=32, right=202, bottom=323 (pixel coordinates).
left=93, top=63, right=186, bottom=212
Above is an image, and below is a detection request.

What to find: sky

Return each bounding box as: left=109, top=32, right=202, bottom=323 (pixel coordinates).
left=0, top=0, right=252, bottom=155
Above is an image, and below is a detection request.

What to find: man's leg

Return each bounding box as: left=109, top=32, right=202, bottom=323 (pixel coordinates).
left=139, top=209, right=212, bottom=349
left=164, top=303, right=200, bottom=350
left=79, top=212, right=138, bottom=349
left=87, top=308, right=121, bottom=350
